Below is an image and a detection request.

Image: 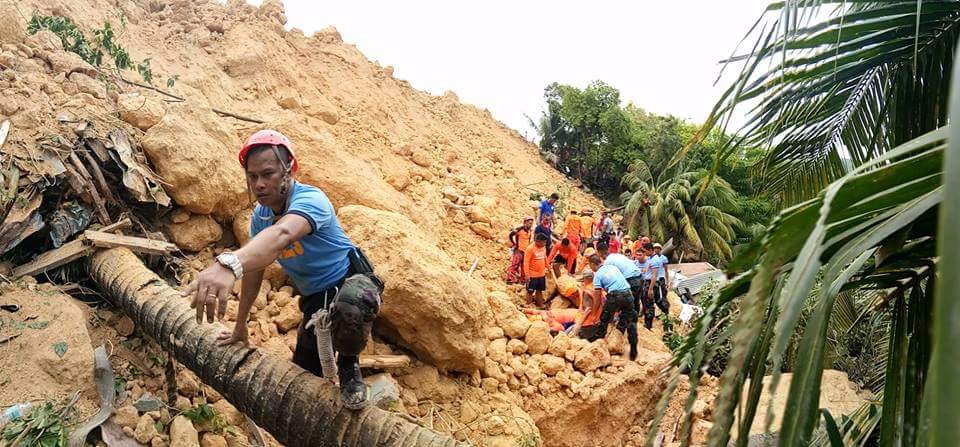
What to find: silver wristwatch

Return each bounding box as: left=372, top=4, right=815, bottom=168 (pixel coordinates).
left=216, top=251, right=244, bottom=279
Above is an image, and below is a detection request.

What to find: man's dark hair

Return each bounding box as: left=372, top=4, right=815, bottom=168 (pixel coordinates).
left=588, top=254, right=603, bottom=265
left=570, top=210, right=578, bottom=215
left=550, top=193, right=560, bottom=200
left=643, top=243, right=655, bottom=250
left=535, top=233, right=548, bottom=241
left=624, top=249, right=632, bottom=255
left=244, top=144, right=292, bottom=171
left=561, top=238, right=570, bottom=246
left=596, top=241, right=609, bottom=253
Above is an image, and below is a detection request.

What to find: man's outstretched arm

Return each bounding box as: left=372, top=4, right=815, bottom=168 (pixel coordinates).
left=182, top=214, right=311, bottom=323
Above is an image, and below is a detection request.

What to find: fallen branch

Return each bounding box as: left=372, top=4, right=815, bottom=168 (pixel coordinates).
left=117, top=76, right=265, bottom=123
left=212, top=108, right=265, bottom=124
left=359, top=354, right=411, bottom=369
left=467, top=257, right=480, bottom=277
left=84, top=230, right=176, bottom=255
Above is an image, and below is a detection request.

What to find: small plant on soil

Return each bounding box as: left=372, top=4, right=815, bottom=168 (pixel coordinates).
left=26, top=13, right=177, bottom=88
left=1, top=397, right=79, bottom=447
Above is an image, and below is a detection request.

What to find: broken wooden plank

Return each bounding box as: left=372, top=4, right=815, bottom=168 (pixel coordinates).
left=68, top=151, right=110, bottom=225
left=97, top=218, right=132, bottom=234
left=12, top=238, right=93, bottom=278
left=81, top=149, right=117, bottom=206
left=359, top=354, right=411, bottom=370
left=84, top=230, right=176, bottom=255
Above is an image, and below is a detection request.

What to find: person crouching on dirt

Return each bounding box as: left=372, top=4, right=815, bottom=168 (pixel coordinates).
left=596, top=242, right=645, bottom=329
left=181, top=130, right=382, bottom=410
left=548, top=237, right=579, bottom=277
left=586, top=254, right=638, bottom=360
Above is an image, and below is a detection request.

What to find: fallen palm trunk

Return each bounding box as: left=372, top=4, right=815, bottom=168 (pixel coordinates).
left=89, top=247, right=464, bottom=447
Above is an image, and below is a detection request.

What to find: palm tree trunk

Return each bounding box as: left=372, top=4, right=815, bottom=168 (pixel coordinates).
left=88, top=248, right=464, bottom=447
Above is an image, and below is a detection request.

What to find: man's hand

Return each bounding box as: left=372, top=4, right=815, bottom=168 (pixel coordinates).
left=181, top=263, right=235, bottom=323
left=216, top=323, right=250, bottom=347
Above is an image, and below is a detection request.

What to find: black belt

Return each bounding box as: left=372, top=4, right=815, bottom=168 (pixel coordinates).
left=299, top=261, right=358, bottom=318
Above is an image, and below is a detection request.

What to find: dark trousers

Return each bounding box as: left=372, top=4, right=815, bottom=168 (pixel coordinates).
left=642, top=278, right=670, bottom=320
left=629, top=276, right=655, bottom=329
left=292, top=267, right=372, bottom=377
left=595, top=290, right=638, bottom=356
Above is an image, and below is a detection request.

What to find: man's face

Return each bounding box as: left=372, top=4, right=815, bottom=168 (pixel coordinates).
left=523, top=220, right=532, bottom=230
left=246, top=148, right=286, bottom=209
left=589, top=259, right=601, bottom=270
left=548, top=198, right=557, bottom=205
left=654, top=248, right=662, bottom=255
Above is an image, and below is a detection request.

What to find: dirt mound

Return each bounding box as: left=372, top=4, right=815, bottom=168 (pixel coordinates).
left=0, top=0, right=710, bottom=445
left=0, top=280, right=97, bottom=415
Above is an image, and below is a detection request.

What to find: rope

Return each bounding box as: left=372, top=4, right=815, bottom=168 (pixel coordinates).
left=305, top=286, right=339, bottom=379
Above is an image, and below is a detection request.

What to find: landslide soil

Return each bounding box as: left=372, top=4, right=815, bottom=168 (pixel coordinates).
left=0, top=0, right=728, bottom=446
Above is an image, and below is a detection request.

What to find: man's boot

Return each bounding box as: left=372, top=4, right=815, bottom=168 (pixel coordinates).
left=337, top=355, right=368, bottom=410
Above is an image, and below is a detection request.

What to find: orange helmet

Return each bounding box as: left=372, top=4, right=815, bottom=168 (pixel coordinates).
left=238, top=129, right=299, bottom=173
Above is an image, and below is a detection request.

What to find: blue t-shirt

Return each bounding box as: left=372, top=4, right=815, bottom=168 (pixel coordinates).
left=635, top=258, right=649, bottom=276
left=646, top=255, right=666, bottom=280
left=594, top=264, right=631, bottom=293
left=655, top=254, right=669, bottom=279
left=603, top=253, right=642, bottom=279
left=539, top=199, right=555, bottom=221
left=250, top=182, right=354, bottom=296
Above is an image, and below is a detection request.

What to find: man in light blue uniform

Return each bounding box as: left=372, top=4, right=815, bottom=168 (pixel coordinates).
left=643, top=243, right=670, bottom=321
left=653, top=243, right=671, bottom=303
left=586, top=254, right=638, bottom=360
left=182, top=130, right=380, bottom=409
left=597, top=242, right=646, bottom=328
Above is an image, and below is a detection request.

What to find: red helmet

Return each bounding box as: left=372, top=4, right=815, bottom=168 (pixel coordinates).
left=238, top=129, right=299, bottom=173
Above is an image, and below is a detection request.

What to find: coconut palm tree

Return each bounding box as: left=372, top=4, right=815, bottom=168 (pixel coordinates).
left=621, top=161, right=742, bottom=263
left=649, top=2, right=960, bottom=447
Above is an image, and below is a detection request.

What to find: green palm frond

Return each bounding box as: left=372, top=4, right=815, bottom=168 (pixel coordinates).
left=649, top=124, right=950, bottom=446
left=681, top=1, right=960, bottom=206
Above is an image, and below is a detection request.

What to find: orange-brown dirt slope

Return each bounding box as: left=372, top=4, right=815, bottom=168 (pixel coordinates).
left=0, top=0, right=729, bottom=446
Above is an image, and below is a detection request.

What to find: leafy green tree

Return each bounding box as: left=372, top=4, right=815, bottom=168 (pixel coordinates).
left=620, top=162, right=741, bottom=264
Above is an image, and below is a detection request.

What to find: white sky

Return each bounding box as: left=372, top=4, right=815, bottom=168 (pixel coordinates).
left=249, top=0, right=770, bottom=140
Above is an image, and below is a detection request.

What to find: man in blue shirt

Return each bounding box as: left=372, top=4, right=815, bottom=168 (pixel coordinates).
left=642, top=243, right=670, bottom=320
left=632, top=249, right=656, bottom=329
left=181, top=130, right=380, bottom=409
left=586, top=254, right=638, bottom=360
left=597, top=242, right=647, bottom=329
left=539, top=193, right=559, bottom=226
left=653, top=243, right=671, bottom=305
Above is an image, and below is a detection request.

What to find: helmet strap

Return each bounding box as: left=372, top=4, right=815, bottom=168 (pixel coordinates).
left=269, top=144, right=293, bottom=196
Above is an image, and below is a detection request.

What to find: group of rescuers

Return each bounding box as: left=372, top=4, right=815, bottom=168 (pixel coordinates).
left=178, top=129, right=669, bottom=411
left=506, top=195, right=671, bottom=362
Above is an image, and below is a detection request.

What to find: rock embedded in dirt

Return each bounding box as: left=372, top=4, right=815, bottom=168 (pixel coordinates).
left=232, top=209, right=253, bottom=246
left=171, top=209, right=191, bottom=224
left=112, top=405, right=139, bottom=429
left=200, top=433, right=228, bottom=447
left=540, top=355, right=565, bottom=376
left=524, top=321, right=552, bottom=355
left=134, top=413, right=159, bottom=443
left=116, top=316, right=136, bottom=337
left=117, top=92, right=167, bottom=130
left=507, top=338, right=528, bottom=355
left=468, top=222, right=494, bottom=239
left=210, top=399, right=245, bottom=427
left=573, top=340, right=611, bottom=373
left=548, top=331, right=572, bottom=357
left=167, top=214, right=223, bottom=252
left=176, top=369, right=201, bottom=397
left=487, top=292, right=531, bottom=339
left=169, top=415, right=200, bottom=447
left=339, top=205, right=493, bottom=372
left=272, top=304, right=301, bottom=332
left=483, top=326, right=504, bottom=340
left=485, top=338, right=509, bottom=364
left=140, top=104, right=247, bottom=218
